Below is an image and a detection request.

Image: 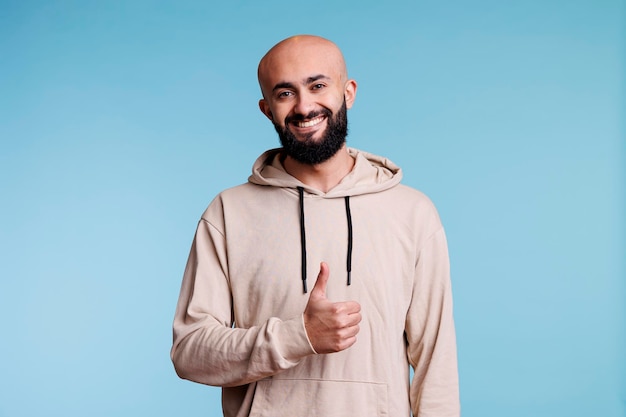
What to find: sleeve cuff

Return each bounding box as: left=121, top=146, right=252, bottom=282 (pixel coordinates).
left=301, top=313, right=318, bottom=354
left=275, top=314, right=318, bottom=361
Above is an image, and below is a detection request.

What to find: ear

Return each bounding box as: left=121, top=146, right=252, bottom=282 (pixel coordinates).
left=344, top=79, right=357, bottom=109
left=258, top=99, right=274, bottom=121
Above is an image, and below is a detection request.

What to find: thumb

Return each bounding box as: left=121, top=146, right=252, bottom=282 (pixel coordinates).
left=310, top=262, right=330, bottom=298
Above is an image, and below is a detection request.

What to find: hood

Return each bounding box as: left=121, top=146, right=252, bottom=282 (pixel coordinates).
left=248, top=147, right=403, bottom=197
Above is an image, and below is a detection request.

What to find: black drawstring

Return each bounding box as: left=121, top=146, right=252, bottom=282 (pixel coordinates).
left=297, top=187, right=307, bottom=293
left=345, top=196, right=353, bottom=286
left=296, top=187, right=354, bottom=293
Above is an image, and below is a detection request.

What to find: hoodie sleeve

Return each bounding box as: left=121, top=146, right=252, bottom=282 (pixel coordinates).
left=170, top=209, right=316, bottom=387
left=406, top=227, right=460, bottom=417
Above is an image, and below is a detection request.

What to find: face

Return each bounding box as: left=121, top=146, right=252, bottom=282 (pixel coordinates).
left=258, top=37, right=357, bottom=165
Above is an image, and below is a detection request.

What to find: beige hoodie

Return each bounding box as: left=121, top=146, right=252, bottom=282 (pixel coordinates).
left=171, top=148, right=460, bottom=417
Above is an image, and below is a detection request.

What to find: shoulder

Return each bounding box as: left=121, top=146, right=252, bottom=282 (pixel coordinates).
left=199, top=183, right=258, bottom=219
left=381, top=183, right=444, bottom=233
left=390, top=183, right=440, bottom=211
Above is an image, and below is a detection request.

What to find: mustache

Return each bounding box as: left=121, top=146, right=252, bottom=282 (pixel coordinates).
left=285, top=108, right=332, bottom=124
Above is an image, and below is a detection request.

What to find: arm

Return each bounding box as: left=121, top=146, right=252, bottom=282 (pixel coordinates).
left=170, top=218, right=315, bottom=387
left=406, top=227, right=460, bottom=417
left=170, top=218, right=360, bottom=387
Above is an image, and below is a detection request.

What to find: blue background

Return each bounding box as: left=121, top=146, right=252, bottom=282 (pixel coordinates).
left=1, top=1, right=624, bottom=416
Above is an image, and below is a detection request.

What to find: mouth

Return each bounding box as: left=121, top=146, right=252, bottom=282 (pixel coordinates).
left=292, top=115, right=326, bottom=129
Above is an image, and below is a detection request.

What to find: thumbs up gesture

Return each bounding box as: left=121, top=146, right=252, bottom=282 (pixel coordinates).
left=303, top=262, right=362, bottom=354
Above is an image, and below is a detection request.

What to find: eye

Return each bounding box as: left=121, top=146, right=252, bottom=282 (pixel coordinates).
left=312, top=83, right=325, bottom=90
left=277, top=90, right=294, bottom=99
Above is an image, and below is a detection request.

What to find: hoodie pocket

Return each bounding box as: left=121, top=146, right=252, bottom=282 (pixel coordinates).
left=249, top=378, right=388, bottom=417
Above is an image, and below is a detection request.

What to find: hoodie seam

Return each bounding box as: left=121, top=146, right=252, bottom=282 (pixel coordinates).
left=414, top=226, right=445, bottom=261
left=269, top=377, right=387, bottom=385
left=200, top=218, right=225, bottom=238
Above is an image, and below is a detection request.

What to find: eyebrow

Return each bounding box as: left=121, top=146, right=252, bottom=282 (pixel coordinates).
left=272, top=74, right=330, bottom=92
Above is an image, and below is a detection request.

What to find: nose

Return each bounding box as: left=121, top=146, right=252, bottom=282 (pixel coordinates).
left=293, top=92, right=314, bottom=117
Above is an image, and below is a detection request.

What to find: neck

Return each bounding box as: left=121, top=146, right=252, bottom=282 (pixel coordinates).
left=282, top=145, right=355, bottom=193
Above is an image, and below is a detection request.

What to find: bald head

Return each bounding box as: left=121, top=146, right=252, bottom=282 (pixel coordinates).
left=258, top=35, right=349, bottom=99
left=256, top=34, right=358, bottom=164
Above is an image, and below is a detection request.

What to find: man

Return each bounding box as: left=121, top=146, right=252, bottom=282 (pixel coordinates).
left=171, top=35, right=460, bottom=417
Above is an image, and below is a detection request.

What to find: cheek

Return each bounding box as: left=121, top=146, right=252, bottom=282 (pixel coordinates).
left=268, top=106, right=289, bottom=125
left=325, top=95, right=344, bottom=112
left=275, top=114, right=288, bottom=127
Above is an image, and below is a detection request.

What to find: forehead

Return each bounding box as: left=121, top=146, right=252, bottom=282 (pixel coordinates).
left=258, top=40, right=345, bottom=92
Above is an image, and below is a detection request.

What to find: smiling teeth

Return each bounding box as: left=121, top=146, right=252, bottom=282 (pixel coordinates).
left=296, top=116, right=324, bottom=128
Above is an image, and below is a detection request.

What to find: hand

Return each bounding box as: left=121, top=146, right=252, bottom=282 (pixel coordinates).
left=303, top=262, right=362, bottom=354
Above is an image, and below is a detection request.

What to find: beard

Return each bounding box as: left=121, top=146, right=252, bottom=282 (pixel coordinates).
left=273, top=99, right=348, bottom=165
